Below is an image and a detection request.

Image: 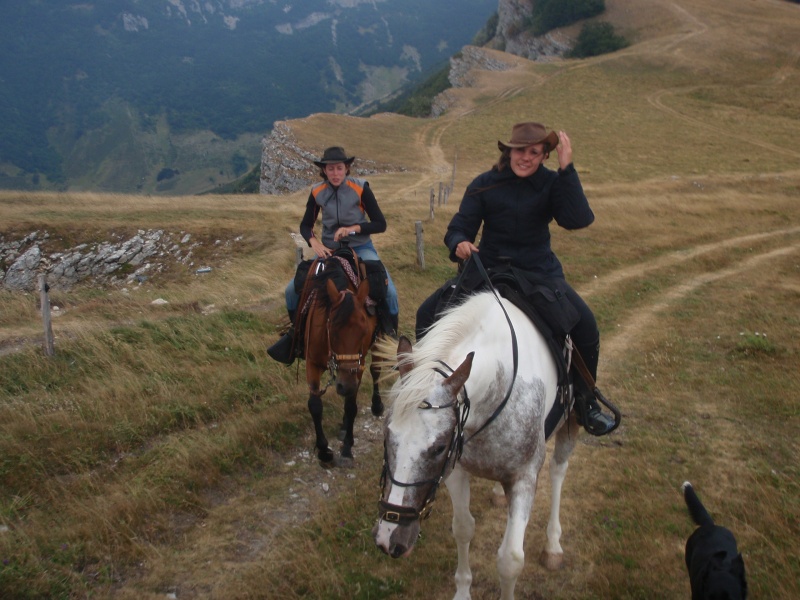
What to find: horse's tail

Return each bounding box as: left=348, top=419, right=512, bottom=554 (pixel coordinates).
left=682, top=481, right=714, bottom=527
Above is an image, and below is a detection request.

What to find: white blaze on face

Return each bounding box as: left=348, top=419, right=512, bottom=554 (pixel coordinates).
left=373, top=516, right=397, bottom=550
left=375, top=412, right=435, bottom=545
left=385, top=416, right=432, bottom=507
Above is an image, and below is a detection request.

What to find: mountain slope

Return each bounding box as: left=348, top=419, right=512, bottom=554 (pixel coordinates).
left=0, top=0, right=496, bottom=194
left=263, top=0, right=800, bottom=194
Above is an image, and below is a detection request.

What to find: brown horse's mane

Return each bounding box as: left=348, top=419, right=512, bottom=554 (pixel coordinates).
left=302, top=259, right=357, bottom=327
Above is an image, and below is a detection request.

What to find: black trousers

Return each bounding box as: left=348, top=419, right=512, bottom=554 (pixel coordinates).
left=415, top=278, right=600, bottom=379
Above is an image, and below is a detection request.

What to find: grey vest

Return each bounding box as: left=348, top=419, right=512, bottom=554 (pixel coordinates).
left=311, top=177, right=370, bottom=248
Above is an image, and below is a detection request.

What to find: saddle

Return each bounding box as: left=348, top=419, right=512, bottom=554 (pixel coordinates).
left=435, top=260, right=579, bottom=439
left=290, top=246, right=392, bottom=359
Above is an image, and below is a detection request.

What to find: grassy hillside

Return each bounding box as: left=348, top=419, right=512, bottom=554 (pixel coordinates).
left=1, top=0, right=799, bottom=597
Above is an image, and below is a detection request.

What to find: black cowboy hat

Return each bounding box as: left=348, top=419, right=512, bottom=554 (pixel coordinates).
left=498, top=122, right=559, bottom=152
left=313, top=146, right=355, bottom=168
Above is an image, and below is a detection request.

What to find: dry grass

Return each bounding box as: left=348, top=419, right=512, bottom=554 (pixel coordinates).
left=2, top=0, right=800, bottom=597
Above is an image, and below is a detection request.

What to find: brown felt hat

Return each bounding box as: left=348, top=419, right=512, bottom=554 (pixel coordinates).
left=313, top=146, right=355, bottom=168
left=498, top=122, right=559, bottom=152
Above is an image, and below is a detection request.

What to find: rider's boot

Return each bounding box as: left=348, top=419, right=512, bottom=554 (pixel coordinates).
left=574, top=390, right=615, bottom=436
left=267, top=309, right=296, bottom=365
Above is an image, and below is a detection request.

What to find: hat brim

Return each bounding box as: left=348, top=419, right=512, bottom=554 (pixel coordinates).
left=498, top=131, right=559, bottom=152
left=313, top=157, right=355, bottom=168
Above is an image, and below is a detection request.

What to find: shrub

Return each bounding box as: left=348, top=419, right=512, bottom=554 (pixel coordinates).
left=527, top=0, right=605, bottom=36
left=567, top=21, right=630, bottom=58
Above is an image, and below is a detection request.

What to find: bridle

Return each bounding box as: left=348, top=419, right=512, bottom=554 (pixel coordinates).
left=326, top=289, right=367, bottom=377
left=378, top=366, right=471, bottom=525
left=377, top=253, right=520, bottom=525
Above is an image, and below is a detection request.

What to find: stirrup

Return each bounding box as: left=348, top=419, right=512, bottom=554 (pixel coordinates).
left=575, top=387, right=621, bottom=436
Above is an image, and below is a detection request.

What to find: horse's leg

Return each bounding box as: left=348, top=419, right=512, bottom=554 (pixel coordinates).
left=444, top=465, right=474, bottom=600
left=497, top=449, right=545, bottom=600
left=340, top=393, right=357, bottom=461
left=369, top=360, right=384, bottom=417
left=539, top=416, right=579, bottom=570
left=307, top=392, right=334, bottom=464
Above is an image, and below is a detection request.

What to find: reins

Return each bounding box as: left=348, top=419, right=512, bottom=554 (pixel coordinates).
left=453, top=252, right=519, bottom=443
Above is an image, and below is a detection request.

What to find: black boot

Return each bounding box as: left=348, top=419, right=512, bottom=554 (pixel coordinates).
left=267, top=329, right=295, bottom=365
left=575, top=391, right=615, bottom=436
left=267, top=309, right=297, bottom=365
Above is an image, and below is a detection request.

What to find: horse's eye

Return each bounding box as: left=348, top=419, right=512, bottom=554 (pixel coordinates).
left=431, top=444, right=447, bottom=457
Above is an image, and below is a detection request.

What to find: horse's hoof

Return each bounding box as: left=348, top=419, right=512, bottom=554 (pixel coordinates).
left=371, top=399, right=384, bottom=417
left=336, top=455, right=354, bottom=469
left=318, top=446, right=335, bottom=465
left=539, top=550, right=565, bottom=571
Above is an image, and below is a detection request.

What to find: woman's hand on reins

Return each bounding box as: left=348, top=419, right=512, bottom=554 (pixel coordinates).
left=455, top=240, right=479, bottom=261
left=334, top=224, right=360, bottom=242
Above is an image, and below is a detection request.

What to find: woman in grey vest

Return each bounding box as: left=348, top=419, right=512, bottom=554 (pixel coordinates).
left=268, top=146, right=399, bottom=364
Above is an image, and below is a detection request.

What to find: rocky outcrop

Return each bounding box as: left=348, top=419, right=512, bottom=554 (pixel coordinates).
left=0, top=230, right=218, bottom=291
left=494, top=0, right=571, bottom=60
left=447, top=46, right=517, bottom=88
left=259, top=120, right=406, bottom=196
left=259, top=122, right=319, bottom=195
left=431, top=46, right=519, bottom=117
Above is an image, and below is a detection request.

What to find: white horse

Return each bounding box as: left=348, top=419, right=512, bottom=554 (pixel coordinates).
left=372, top=290, right=581, bottom=600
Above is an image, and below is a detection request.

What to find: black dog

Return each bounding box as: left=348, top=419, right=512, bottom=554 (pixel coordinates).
left=682, top=481, right=747, bottom=599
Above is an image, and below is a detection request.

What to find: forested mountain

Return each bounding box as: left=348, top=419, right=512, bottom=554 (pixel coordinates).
left=0, top=0, right=496, bottom=194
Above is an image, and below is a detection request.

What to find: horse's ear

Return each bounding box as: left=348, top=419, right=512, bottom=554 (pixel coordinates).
left=356, top=277, right=370, bottom=303
left=326, top=278, right=339, bottom=303
left=397, top=335, right=414, bottom=377
left=443, top=351, right=474, bottom=397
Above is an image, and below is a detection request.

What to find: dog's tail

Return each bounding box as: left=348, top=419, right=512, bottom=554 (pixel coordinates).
left=682, top=481, right=714, bottom=527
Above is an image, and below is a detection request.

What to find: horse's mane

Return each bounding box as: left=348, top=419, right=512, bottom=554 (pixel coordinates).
left=390, top=292, right=499, bottom=423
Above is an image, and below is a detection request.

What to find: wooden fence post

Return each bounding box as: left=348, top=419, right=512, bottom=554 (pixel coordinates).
left=451, top=147, right=457, bottom=192
left=39, top=274, right=55, bottom=356
left=415, top=221, right=425, bottom=270
left=429, top=189, right=435, bottom=220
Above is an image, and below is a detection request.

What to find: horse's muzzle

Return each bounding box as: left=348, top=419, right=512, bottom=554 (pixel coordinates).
left=372, top=518, right=419, bottom=559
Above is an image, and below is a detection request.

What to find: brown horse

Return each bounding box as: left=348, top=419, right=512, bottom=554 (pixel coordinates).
left=297, top=254, right=384, bottom=465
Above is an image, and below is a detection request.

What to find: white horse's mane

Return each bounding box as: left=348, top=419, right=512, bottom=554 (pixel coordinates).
left=390, top=292, right=502, bottom=423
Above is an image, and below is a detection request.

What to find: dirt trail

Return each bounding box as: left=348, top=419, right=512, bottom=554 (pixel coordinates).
left=599, top=242, right=800, bottom=362
left=582, top=227, right=800, bottom=299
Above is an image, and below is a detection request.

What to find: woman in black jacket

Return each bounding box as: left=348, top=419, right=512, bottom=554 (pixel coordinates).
left=415, top=122, right=615, bottom=435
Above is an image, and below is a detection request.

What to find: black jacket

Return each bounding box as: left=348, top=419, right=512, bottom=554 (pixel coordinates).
left=444, top=162, right=593, bottom=279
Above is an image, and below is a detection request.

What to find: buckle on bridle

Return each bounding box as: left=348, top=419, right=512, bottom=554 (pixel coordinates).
left=384, top=511, right=402, bottom=523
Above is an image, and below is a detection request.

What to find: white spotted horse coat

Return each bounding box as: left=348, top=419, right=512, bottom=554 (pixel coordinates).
left=373, top=291, right=581, bottom=600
